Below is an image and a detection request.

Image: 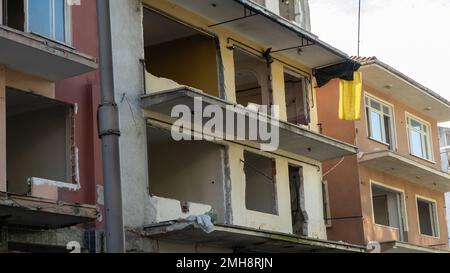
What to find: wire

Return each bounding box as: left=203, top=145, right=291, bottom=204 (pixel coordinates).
left=323, top=157, right=345, bottom=178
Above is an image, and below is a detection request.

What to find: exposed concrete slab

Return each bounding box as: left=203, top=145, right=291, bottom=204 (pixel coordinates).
left=0, top=193, right=99, bottom=229
left=140, top=222, right=365, bottom=253
left=0, top=25, right=97, bottom=81
left=141, top=87, right=357, bottom=161
left=381, top=240, right=450, bottom=253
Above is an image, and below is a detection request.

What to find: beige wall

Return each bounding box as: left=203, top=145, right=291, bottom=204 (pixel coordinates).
left=317, top=78, right=450, bottom=250
left=357, top=84, right=441, bottom=170
left=359, top=165, right=449, bottom=249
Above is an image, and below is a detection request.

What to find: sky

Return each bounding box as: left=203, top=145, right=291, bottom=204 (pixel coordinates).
left=309, top=0, right=450, bottom=126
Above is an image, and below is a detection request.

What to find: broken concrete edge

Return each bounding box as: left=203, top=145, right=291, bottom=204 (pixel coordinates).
left=0, top=24, right=98, bottom=69
left=135, top=221, right=366, bottom=253
left=0, top=192, right=100, bottom=219
left=29, top=177, right=81, bottom=192
left=141, top=87, right=358, bottom=156
left=3, top=226, right=101, bottom=252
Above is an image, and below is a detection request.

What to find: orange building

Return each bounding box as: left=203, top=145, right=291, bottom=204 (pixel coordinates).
left=317, top=57, right=450, bottom=253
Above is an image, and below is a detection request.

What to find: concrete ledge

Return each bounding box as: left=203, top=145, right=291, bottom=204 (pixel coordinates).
left=0, top=192, right=99, bottom=229
left=140, top=222, right=365, bottom=253
left=359, top=151, right=450, bottom=192
left=0, top=25, right=97, bottom=81
left=141, top=87, right=357, bottom=161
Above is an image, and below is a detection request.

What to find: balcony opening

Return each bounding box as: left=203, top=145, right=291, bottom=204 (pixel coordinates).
left=371, top=183, right=406, bottom=240
left=143, top=8, right=221, bottom=97
left=289, top=165, right=307, bottom=236
left=243, top=151, right=278, bottom=215
left=5, top=88, right=76, bottom=196
left=2, top=0, right=71, bottom=44
left=417, top=198, right=439, bottom=237
left=147, top=126, right=226, bottom=223
left=234, top=48, right=273, bottom=112
left=284, top=69, right=309, bottom=126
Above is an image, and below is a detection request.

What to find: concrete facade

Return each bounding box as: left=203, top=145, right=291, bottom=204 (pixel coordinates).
left=105, top=0, right=359, bottom=252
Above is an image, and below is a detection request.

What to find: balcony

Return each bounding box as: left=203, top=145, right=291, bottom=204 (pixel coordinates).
left=0, top=25, right=97, bottom=81
left=359, top=151, right=450, bottom=192
left=0, top=192, right=99, bottom=229
left=141, top=87, right=357, bottom=161
left=142, top=222, right=365, bottom=253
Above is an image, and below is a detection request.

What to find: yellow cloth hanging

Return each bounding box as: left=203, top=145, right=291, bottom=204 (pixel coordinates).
left=339, top=72, right=362, bottom=120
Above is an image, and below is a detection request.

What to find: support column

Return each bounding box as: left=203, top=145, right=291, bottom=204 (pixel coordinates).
left=219, top=37, right=236, bottom=103
left=271, top=62, right=288, bottom=121
left=0, top=66, right=6, bottom=192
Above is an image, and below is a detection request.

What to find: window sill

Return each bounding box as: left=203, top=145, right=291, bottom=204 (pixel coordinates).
left=374, top=223, right=400, bottom=231
left=368, top=137, right=391, bottom=148
left=419, top=233, right=440, bottom=240
left=409, top=154, right=436, bottom=165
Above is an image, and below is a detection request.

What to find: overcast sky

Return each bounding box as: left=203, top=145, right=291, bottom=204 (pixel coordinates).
left=309, top=0, right=450, bottom=125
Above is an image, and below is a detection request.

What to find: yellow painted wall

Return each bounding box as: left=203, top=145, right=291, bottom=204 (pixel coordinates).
left=146, top=34, right=219, bottom=97
left=142, top=0, right=317, bottom=129
left=142, top=0, right=326, bottom=238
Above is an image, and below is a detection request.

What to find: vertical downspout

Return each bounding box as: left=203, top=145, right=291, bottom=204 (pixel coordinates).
left=96, top=0, right=125, bottom=253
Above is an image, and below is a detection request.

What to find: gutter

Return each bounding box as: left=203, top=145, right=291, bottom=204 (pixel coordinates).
left=96, top=0, right=125, bottom=253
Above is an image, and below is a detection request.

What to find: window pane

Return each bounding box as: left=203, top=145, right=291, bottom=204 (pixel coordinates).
left=423, top=134, right=430, bottom=159
left=417, top=200, right=435, bottom=236
left=410, top=119, right=422, bottom=131
left=370, top=100, right=381, bottom=111
left=28, top=0, right=52, bottom=38
left=384, top=116, right=392, bottom=149
left=55, top=0, right=66, bottom=42
left=410, top=130, right=423, bottom=157
left=383, top=106, right=390, bottom=115
left=370, top=111, right=383, bottom=142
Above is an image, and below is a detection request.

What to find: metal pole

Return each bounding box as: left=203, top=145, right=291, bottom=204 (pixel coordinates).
left=96, top=0, right=125, bottom=253
left=357, top=0, right=361, bottom=56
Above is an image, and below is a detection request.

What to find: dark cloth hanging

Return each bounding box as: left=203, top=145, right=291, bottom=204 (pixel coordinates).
left=313, top=61, right=361, bottom=88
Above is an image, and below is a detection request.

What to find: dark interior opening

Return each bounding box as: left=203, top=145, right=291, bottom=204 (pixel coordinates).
left=147, top=126, right=226, bottom=222
left=284, top=69, right=309, bottom=126
left=6, top=88, right=73, bottom=195
left=3, top=0, right=25, bottom=31
left=289, top=165, right=307, bottom=236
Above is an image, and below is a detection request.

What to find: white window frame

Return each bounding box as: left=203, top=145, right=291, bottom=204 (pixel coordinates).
left=406, top=113, right=434, bottom=162
left=416, top=195, right=440, bottom=238
left=24, top=0, right=72, bottom=45
left=0, top=0, right=3, bottom=25
left=370, top=181, right=409, bottom=233
left=364, top=93, right=396, bottom=150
